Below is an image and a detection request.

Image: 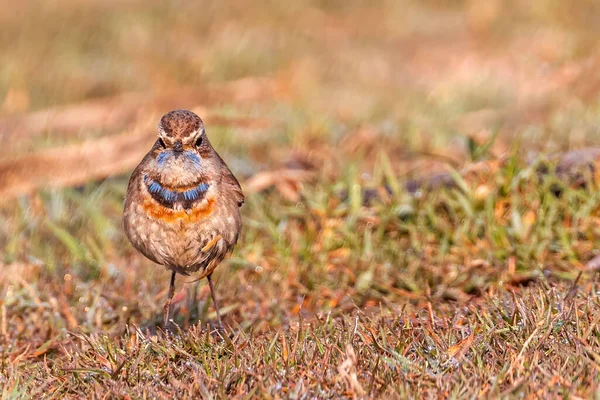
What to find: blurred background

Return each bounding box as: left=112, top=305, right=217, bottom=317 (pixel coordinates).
left=3, top=0, right=600, bottom=192
left=2, top=0, right=600, bottom=330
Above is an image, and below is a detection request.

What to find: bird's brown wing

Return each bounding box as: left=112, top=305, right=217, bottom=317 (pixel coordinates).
left=223, top=170, right=245, bottom=207
left=215, top=152, right=245, bottom=207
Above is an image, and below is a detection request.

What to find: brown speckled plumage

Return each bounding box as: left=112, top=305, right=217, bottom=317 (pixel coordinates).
left=123, top=110, right=244, bottom=329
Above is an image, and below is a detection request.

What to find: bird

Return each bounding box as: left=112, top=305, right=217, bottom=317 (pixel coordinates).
left=123, top=109, right=244, bottom=330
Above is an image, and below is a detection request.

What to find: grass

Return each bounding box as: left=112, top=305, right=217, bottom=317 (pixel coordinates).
left=3, top=149, right=600, bottom=398
left=4, top=286, right=600, bottom=398
left=2, top=0, right=600, bottom=398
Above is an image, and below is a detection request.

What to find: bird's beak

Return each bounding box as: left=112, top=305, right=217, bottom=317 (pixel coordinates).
left=173, top=140, right=183, bottom=152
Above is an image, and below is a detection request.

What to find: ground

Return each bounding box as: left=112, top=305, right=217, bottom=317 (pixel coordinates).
left=2, top=0, right=600, bottom=398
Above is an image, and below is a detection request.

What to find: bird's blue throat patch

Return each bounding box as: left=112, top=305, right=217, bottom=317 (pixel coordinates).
left=144, top=175, right=209, bottom=207
left=156, top=150, right=202, bottom=168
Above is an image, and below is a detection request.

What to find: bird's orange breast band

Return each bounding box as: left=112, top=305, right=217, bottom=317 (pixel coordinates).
left=142, top=196, right=215, bottom=223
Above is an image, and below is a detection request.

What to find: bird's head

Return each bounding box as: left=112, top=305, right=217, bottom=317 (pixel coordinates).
left=157, top=109, right=205, bottom=150
left=147, top=110, right=219, bottom=188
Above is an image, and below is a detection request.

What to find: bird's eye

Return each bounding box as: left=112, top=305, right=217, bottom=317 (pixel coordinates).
left=195, top=136, right=203, bottom=147
left=159, top=138, right=167, bottom=148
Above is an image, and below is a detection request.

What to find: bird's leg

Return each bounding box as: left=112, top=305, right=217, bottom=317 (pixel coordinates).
left=207, top=273, right=223, bottom=331
left=186, top=279, right=200, bottom=329
left=163, top=272, right=176, bottom=328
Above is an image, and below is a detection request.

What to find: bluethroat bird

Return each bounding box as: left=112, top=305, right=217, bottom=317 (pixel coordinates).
left=123, top=110, right=244, bottom=329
